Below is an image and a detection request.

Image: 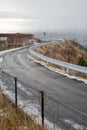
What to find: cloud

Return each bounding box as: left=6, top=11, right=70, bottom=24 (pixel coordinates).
left=0, top=0, right=87, bottom=31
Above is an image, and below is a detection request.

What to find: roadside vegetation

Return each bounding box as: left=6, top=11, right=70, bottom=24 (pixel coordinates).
left=35, top=40, right=87, bottom=66
left=35, top=40, right=87, bottom=79
left=77, top=57, right=87, bottom=67
left=0, top=91, right=42, bottom=130
left=35, top=38, right=42, bottom=43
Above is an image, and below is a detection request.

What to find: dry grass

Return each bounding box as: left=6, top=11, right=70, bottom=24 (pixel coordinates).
left=35, top=40, right=87, bottom=79
left=35, top=40, right=87, bottom=64
left=0, top=91, right=43, bottom=130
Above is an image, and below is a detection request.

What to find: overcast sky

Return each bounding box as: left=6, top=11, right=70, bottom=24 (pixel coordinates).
left=0, top=0, right=87, bottom=33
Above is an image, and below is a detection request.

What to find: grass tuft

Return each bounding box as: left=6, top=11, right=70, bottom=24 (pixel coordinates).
left=0, top=91, right=43, bottom=130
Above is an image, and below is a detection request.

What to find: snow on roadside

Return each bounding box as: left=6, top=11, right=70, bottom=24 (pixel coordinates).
left=28, top=55, right=87, bottom=85
left=0, top=79, right=61, bottom=130
left=0, top=47, right=21, bottom=55
left=15, top=81, right=32, bottom=96
left=27, top=55, right=87, bottom=130
left=47, top=65, right=87, bottom=84
left=64, top=119, right=87, bottom=130
left=0, top=45, right=29, bottom=57
left=0, top=78, right=87, bottom=130
left=0, top=47, right=24, bottom=63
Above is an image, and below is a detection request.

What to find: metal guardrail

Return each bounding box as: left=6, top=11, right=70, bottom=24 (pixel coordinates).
left=29, top=42, right=87, bottom=74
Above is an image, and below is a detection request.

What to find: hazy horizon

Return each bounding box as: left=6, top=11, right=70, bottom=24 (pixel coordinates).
left=0, top=0, right=87, bottom=33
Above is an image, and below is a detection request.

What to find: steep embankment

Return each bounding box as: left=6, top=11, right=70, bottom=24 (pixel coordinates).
left=35, top=40, right=87, bottom=78
left=0, top=91, right=41, bottom=130
left=35, top=40, right=87, bottom=66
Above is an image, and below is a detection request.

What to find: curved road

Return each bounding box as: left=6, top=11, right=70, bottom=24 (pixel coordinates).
left=0, top=47, right=87, bottom=125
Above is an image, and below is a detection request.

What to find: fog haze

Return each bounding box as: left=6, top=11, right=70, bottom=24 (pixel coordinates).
left=0, top=0, right=87, bottom=32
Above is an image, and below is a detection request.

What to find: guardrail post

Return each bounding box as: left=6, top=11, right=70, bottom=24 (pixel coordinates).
left=40, top=91, right=44, bottom=128
left=14, top=77, right=17, bottom=109
left=47, top=61, right=48, bottom=65
left=66, top=68, right=69, bottom=74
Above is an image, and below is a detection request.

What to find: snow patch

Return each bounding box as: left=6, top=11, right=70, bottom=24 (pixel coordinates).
left=28, top=54, right=87, bottom=85
left=64, top=119, right=87, bottom=130
left=0, top=46, right=28, bottom=56
left=17, top=81, right=32, bottom=96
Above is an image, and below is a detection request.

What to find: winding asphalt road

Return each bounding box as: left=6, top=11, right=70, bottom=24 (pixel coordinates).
left=0, top=47, right=87, bottom=126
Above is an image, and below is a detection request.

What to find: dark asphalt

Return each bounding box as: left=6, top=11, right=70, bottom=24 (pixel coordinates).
left=0, top=47, right=87, bottom=127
